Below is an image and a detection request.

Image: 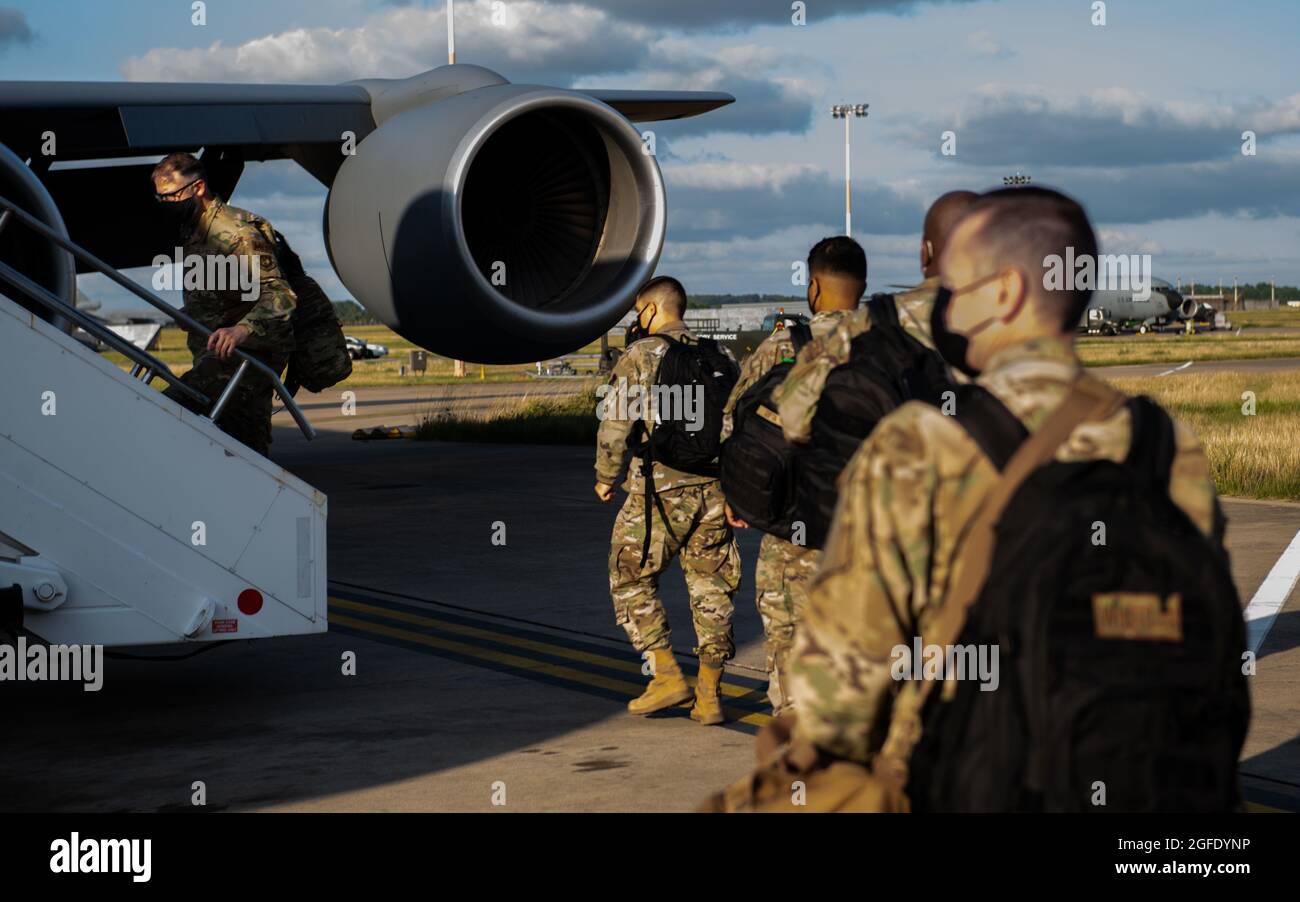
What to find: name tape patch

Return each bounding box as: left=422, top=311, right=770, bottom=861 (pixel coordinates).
left=1092, top=592, right=1183, bottom=642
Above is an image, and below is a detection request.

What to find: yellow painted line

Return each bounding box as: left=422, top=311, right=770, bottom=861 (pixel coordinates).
left=329, top=595, right=768, bottom=704
left=1244, top=800, right=1290, bottom=814
left=331, top=610, right=774, bottom=729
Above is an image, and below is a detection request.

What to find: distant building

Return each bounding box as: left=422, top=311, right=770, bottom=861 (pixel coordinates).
left=613, top=302, right=799, bottom=333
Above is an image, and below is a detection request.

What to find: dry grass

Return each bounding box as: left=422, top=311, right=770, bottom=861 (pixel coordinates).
left=108, top=325, right=1300, bottom=497
left=1078, top=332, right=1300, bottom=367
left=1102, top=370, right=1300, bottom=500
left=414, top=386, right=601, bottom=444
left=1230, top=308, right=1300, bottom=328
left=104, top=324, right=613, bottom=386
left=412, top=369, right=1300, bottom=500
left=114, top=323, right=1300, bottom=385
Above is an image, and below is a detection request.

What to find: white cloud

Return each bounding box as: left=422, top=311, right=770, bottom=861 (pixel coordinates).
left=121, top=2, right=651, bottom=84
left=120, top=2, right=814, bottom=136
left=966, top=30, right=1011, bottom=59
left=1097, top=228, right=1163, bottom=256
left=663, top=161, right=824, bottom=191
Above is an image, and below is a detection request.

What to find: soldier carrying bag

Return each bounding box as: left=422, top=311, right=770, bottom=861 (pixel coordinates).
left=707, top=374, right=1234, bottom=813
left=273, top=231, right=352, bottom=395
left=794, top=293, right=951, bottom=548
left=720, top=295, right=951, bottom=548
left=903, top=378, right=1248, bottom=812
left=718, top=322, right=813, bottom=539
left=632, top=336, right=739, bottom=566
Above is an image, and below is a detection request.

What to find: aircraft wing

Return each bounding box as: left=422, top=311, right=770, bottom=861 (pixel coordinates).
left=577, top=90, right=734, bottom=122
left=0, top=77, right=732, bottom=272
left=0, top=81, right=733, bottom=161
left=0, top=80, right=377, bottom=161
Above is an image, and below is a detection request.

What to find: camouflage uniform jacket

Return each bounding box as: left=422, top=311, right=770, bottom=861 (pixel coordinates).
left=595, top=321, right=737, bottom=494
left=179, top=198, right=297, bottom=359
left=775, top=277, right=965, bottom=445
left=788, top=336, right=1221, bottom=764
left=721, top=308, right=856, bottom=441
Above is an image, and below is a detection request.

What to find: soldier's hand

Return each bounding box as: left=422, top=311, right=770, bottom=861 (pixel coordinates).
left=208, top=324, right=252, bottom=360
left=725, top=502, right=749, bottom=529
left=594, top=481, right=615, bottom=502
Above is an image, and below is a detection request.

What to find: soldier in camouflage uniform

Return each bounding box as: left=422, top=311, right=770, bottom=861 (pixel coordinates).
left=596, top=277, right=740, bottom=725
left=151, top=153, right=297, bottom=456
left=720, top=237, right=867, bottom=716
left=774, top=191, right=979, bottom=445
left=781, top=188, right=1221, bottom=775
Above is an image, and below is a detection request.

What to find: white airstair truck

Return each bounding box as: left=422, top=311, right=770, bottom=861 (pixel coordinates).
left=0, top=148, right=327, bottom=648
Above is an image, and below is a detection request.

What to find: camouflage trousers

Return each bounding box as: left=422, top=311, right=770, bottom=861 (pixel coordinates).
left=165, top=351, right=285, bottom=457
left=755, top=532, right=821, bottom=715
left=608, top=481, right=741, bottom=666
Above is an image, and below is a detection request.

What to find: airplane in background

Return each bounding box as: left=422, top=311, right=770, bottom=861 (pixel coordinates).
left=1079, top=277, right=1202, bottom=334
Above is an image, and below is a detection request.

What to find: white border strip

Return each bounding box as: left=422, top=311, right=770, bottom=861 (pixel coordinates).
left=1245, top=528, right=1300, bottom=654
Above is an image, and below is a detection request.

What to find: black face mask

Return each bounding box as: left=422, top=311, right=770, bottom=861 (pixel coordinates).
left=159, top=197, right=200, bottom=230
left=930, top=286, right=981, bottom=378
left=624, top=306, right=651, bottom=345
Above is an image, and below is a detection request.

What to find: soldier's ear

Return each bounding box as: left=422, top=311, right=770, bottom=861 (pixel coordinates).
left=997, top=268, right=1031, bottom=322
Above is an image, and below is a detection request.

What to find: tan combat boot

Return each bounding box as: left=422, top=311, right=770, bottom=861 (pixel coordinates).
left=690, top=663, right=725, bottom=725
left=628, top=648, right=693, bottom=715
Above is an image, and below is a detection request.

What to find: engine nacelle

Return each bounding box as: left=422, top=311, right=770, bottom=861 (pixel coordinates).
left=326, top=81, right=665, bottom=363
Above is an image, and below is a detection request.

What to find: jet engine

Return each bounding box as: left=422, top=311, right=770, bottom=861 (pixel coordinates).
left=326, top=74, right=665, bottom=364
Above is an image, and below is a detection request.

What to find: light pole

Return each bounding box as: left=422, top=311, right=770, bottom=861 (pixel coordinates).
left=447, top=0, right=456, bottom=65
left=831, top=104, right=868, bottom=236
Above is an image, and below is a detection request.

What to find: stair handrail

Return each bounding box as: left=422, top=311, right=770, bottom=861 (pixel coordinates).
left=0, top=194, right=315, bottom=440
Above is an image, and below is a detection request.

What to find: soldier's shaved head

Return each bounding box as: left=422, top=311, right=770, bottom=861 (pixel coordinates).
left=936, top=186, right=1096, bottom=374
left=920, top=190, right=979, bottom=278
left=957, top=186, right=1098, bottom=328
left=637, top=275, right=687, bottom=319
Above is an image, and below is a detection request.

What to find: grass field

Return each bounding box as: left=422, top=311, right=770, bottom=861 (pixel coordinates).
left=1226, top=307, right=1300, bottom=329
left=114, top=314, right=1300, bottom=387
left=414, top=388, right=599, bottom=444
left=107, top=324, right=617, bottom=386
left=1076, top=331, right=1300, bottom=367
left=1103, top=370, right=1300, bottom=500
left=410, top=369, right=1300, bottom=501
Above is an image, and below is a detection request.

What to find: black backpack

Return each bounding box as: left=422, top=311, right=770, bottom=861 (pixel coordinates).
left=634, top=335, right=739, bottom=477
left=794, top=293, right=953, bottom=548
left=907, top=387, right=1249, bottom=812
left=631, top=335, right=739, bottom=565
left=718, top=323, right=813, bottom=540
left=275, top=230, right=353, bottom=395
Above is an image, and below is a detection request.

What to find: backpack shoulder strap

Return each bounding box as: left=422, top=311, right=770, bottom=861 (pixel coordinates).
left=946, top=385, right=1029, bottom=472
left=866, top=293, right=899, bottom=330
left=1123, top=395, right=1176, bottom=490
left=872, top=372, right=1126, bottom=789
left=789, top=323, right=813, bottom=354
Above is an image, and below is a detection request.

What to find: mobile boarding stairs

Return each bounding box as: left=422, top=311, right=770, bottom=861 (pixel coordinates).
left=0, top=156, right=327, bottom=648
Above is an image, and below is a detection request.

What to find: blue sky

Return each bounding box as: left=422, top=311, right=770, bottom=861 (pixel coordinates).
left=2, top=0, right=1298, bottom=312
